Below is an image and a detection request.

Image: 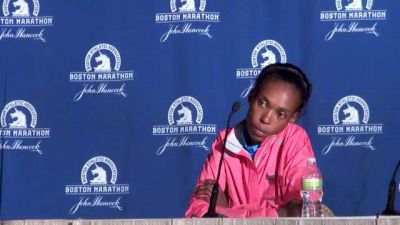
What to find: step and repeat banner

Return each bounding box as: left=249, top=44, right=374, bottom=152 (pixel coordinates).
left=0, top=0, right=399, bottom=220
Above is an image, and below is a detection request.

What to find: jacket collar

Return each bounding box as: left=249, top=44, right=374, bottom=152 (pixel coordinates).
left=225, top=121, right=279, bottom=154
left=225, top=128, right=244, bottom=154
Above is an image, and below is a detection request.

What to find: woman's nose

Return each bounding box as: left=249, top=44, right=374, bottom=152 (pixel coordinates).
left=260, top=109, right=273, bottom=124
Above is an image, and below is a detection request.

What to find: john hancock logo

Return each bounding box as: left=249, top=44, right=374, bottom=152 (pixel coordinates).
left=236, top=40, right=287, bottom=99
left=65, top=156, right=130, bottom=215
left=69, top=43, right=134, bottom=101
left=0, top=0, right=53, bottom=42
left=317, top=95, right=383, bottom=155
left=152, top=96, right=217, bottom=155
left=320, top=0, right=387, bottom=40
left=0, top=100, right=50, bottom=154
left=155, top=0, right=220, bottom=42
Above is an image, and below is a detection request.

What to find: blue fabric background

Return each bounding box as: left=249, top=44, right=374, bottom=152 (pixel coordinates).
left=0, top=0, right=399, bottom=219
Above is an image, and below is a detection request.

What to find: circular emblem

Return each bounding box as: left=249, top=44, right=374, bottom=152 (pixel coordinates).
left=81, top=156, right=117, bottom=185
left=333, top=95, right=369, bottom=125
left=251, top=40, right=287, bottom=69
left=2, top=0, right=40, bottom=17
left=1, top=100, right=37, bottom=128
left=85, top=43, right=121, bottom=72
left=198, top=0, right=206, bottom=12
left=168, top=96, right=203, bottom=125
left=170, top=0, right=206, bottom=12
left=335, top=0, right=343, bottom=10
left=336, top=0, right=373, bottom=11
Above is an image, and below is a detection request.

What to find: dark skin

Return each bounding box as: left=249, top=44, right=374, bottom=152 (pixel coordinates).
left=193, top=80, right=303, bottom=217
left=245, top=79, right=301, bottom=144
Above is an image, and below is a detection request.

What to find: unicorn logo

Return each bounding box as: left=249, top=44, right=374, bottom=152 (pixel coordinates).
left=251, top=40, right=287, bottom=69
left=89, top=163, right=108, bottom=185
left=260, top=47, right=277, bottom=68
left=94, top=51, right=111, bottom=72
left=342, top=103, right=360, bottom=124
left=176, top=104, right=193, bottom=124
left=345, top=0, right=363, bottom=11
left=167, top=96, right=203, bottom=125
left=11, top=0, right=30, bottom=17
left=84, top=44, right=122, bottom=72
left=8, top=107, right=27, bottom=128
left=179, top=0, right=196, bottom=12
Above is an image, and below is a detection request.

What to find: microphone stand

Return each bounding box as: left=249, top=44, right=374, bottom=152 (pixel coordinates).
left=382, top=159, right=400, bottom=215
left=203, top=101, right=240, bottom=218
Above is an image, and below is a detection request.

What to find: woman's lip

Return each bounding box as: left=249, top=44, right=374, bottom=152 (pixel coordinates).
left=250, top=125, right=267, bottom=137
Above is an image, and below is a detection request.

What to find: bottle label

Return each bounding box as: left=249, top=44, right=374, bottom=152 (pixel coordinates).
left=302, top=178, right=322, bottom=189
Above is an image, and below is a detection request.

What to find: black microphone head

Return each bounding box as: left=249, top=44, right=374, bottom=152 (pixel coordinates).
left=232, top=101, right=241, bottom=113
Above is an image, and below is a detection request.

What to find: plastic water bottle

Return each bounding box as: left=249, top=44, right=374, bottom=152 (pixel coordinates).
left=301, top=157, right=323, bottom=217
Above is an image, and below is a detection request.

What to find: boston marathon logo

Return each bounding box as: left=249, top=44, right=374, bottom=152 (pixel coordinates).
left=155, top=0, right=220, bottom=42
left=65, top=156, right=130, bottom=215
left=236, top=40, right=287, bottom=98
left=0, top=0, right=53, bottom=42
left=0, top=100, right=50, bottom=154
left=317, top=95, right=383, bottom=155
left=69, top=43, right=134, bottom=101
left=320, top=0, right=387, bottom=40
left=152, top=96, right=217, bottom=155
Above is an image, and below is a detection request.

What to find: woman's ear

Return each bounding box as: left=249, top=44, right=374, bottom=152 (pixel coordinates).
left=290, top=112, right=299, bottom=123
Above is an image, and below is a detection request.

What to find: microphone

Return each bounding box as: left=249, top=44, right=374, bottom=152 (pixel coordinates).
left=382, top=159, right=400, bottom=215
left=203, top=100, right=241, bottom=218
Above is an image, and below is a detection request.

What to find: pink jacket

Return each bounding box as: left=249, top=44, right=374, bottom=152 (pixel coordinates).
left=185, top=122, right=315, bottom=218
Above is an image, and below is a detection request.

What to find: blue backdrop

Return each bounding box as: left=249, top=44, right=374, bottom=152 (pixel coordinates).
left=0, top=0, right=399, bottom=219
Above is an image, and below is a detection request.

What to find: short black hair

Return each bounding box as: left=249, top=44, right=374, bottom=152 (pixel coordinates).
left=249, top=63, right=312, bottom=113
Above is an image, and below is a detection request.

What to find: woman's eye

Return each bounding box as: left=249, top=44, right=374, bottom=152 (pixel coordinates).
left=257, top=99, right=267, bottom=107
left=278, top=112, right=287, bottom=119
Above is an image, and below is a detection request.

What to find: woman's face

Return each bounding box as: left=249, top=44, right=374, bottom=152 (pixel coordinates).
left=245, top=79, right=301, bottom=144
